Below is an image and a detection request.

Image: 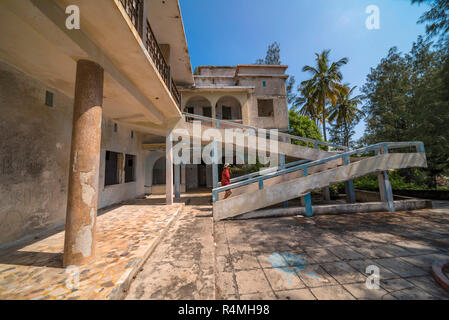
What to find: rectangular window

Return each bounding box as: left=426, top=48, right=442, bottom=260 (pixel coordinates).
left=45, top=91, right=54, bottom=107
left=222, top=106, right=232, bottom=120
left=258, top=99, right=274, bottom=117
left=203, top=107, right=212, bottom=118
left=105, top=151, right=120, bottom=186
left=125, top=154, right=136, bottom=183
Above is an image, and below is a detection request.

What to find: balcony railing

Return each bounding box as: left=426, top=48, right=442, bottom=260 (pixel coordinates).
left=120, top=0, right=181, bottom=108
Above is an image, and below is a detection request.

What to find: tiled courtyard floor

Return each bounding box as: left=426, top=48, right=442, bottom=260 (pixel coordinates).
left=0, top=199, right=184, bottom=300
left=215, top=205, right=449, bottom=300
left=125, top=192, right=215, bottom=300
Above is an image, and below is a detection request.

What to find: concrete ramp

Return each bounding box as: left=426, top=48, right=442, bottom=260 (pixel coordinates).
left=213, top=152, right=428, bottom=221
left=175, top=117, right=342, bottom=161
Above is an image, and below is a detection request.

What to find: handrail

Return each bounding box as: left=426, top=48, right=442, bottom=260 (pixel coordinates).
left=218, top=159, right=310, bottom=187
left=182, top=112, right=348, bottom=151
left=212, top=141, right=425, bottom=202
left=119, top=0, right=181, bottom=109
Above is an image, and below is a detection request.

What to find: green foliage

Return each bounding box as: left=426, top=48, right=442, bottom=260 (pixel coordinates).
left=294, top=50, right=349, bottom=141
left=288, top=110, right=325, bottom=149
left=361, top=36, right=449, bottom=188
left=328, top=85, right=364, bottom=148
left=412, top=0, right=449, bottom=38
left=256, top=41, right=282, bottom=65
left=335, top=171, right=431, bottom=193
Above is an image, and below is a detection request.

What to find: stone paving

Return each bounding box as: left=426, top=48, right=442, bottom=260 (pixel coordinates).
left=214, top=205, right=449, bottom=300
left=0, top=199, right=184, bottom=300
left=125, top=192, right=215, bottom=300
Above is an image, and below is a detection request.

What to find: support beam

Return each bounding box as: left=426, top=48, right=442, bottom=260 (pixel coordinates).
left=63, top=60, right=104, bottom=267
left=344, top=155, right=356, bottom=203
left=303, top=168, right=313, bottom=217
left=378, top=171, right=395, bottom=212
left=280, top=148, right=288, bottom=208
left=166, top=132, right=174, bottom=205
left=174, top=164, right=181, bottom=200
left=323, top=187, right=331, bottom=201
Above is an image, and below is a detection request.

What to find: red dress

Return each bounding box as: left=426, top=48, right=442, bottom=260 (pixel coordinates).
left=221, top=169, right=231, bottom=186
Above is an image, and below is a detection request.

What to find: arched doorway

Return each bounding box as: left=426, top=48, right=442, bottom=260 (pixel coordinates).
left=216, top=96, right=242, bottom=121
left=152, top=156, right=166, bottom=185
left=184, top=96, right=212, bottom=117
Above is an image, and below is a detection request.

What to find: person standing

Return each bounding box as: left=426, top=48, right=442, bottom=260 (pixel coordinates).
left=222, top=163, right=232, bottom=199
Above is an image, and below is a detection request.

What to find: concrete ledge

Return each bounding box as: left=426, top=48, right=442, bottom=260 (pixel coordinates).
left=355, top=189, right=413, bottom=202
left=432, top=261, right=449, bottom=294
left=232, top=200, right=433, bottom=220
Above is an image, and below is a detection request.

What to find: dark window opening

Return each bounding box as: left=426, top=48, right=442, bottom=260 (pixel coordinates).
left=258, top=99, right=274, bottom=117
left=125, top=154, right=136, bottom=183
left=45, top=91, right=54, bottom=107
left=114, top=123, right=118, bottom=132
left=131, top=130, right=134, bottom=139
left=153, top=157, right=166, bottom=185
left=186, top=107, right=194, bottom=114
left=203, top=107, right=212, bottom=118
left=222, top=106, right=232, bottom=120
left=262, top=81, right=267, bottom=87
left=105, top=151, right=120, bottom=186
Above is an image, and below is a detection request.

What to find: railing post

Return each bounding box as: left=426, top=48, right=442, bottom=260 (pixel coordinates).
left=344, top=155, right=356, bottom=203
left=303, top=168, right=313, bottom=217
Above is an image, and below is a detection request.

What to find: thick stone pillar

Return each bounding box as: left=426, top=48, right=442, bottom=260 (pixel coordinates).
left=63, top=60, right=104, bottom=267
left=166, top=132, right=174, bottom=205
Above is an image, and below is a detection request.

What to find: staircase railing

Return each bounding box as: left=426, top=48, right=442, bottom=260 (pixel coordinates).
left=212, top=141, right=425, bottom=203
left=182, top=112, right=349, bottom=152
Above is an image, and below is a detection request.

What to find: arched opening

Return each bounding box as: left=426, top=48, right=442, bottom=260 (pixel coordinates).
left=184, top=96, right=212, bottom=117
left=216, top=96, right=242, bottom=121
left=152, top=156, right=166, bottom=185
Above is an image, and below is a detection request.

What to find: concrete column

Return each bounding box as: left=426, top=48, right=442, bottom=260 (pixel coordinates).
left=166, top=132, right=174, bottom=205
left=63, top=60, right=104, bottom=267
left=323, top=187, right=331, bottom=201
left=379, top=171, right=395, bottom=212
left=344, top=155, right=356, bottom=204
left=377, top=173, right=387, bottom=202
left=174, top=164, right=181, bottom=200
left=280, top=146, right=288, bottom=208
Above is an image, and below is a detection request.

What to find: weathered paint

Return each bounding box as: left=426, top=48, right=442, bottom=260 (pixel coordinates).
left=63, top=60, right=104, bottom=267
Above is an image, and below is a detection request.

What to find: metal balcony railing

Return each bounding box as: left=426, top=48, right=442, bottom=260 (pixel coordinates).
left=120, top=0, right=181, bottom=108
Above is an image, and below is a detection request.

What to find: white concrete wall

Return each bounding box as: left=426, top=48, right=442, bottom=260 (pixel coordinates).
left=0, top=60, right=148, bottom=247
left=98, top=117, right=146, bottom=208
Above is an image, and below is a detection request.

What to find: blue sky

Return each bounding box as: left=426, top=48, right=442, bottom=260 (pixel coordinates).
left=179, top=0, right=430, bottom=140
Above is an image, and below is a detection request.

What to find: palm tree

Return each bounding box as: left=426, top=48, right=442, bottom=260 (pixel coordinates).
left=329, top=85, right=365, bottom=147
left=301, top=50, right=348, bottom=141
left=292, top=80, right=319, bottom=126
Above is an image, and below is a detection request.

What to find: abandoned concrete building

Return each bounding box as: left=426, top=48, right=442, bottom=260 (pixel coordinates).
left=0, top=0, right=428, bottom=269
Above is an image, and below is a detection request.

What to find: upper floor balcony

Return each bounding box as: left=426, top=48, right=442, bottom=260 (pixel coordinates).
left=120, top=0, right=181, bottom=108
